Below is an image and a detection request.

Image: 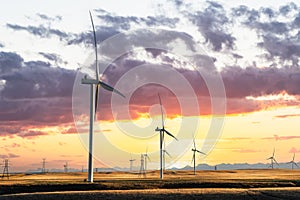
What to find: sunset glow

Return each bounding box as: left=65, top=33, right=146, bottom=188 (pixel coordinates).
left=1, top=0, right=300, bottom=172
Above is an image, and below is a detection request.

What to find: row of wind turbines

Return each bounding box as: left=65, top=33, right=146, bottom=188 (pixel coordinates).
left=129, top=138, right=205, bottom=177
left=81, top=11, right=205, bottom=182
left=267, top=148, right=299, bottom=169
left=81, top=11, right=299, bottom=183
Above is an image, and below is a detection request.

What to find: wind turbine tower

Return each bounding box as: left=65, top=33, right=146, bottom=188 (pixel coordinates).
left=81, top=11, right=125, bottom=183
left=139, top=154, right=146, bottom=178
left=155, top=93, right=178, bottom=179
left=191, top=139, right=206, bottom=175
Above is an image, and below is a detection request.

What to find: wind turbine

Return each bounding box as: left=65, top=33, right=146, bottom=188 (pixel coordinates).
left=162, top=142, right=172, bottom=170
left=191, top=138, right=206, bottom=175
left=287, top=153, right=299, bottom=170
left=155, top=93, right=178, bottom=179
left=143, top=147, right=151, bottom=172
left=81, top=11, right=125, bottom=183
left=267, top=148, right=279, bottom=169
left=63, top=162, right=68, bottom=173
left=129, top=154, right=135, bottom=171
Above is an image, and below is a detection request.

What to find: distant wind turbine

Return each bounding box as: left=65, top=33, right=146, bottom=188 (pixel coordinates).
left=267, top=148, right=279, bottom=169
left=143, top=147, right=151, bottom=172
left=155, top=93, right=178, bottom=179
left=287, top=153, right=299, bottom=170
left=129, top=154, right=135, bottom=171
left=81, top=11, right=125, bottom=183
left=162, top=142, right=172, bottom=170
left=191, top=138, right=206, bottom=175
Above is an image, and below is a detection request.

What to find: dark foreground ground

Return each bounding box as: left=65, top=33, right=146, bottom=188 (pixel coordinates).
left=1, top=169, right=300, bottom=199
left=2, top=188, right=300, bottom=200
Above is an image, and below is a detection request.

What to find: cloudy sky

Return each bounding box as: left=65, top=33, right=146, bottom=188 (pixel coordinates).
left=1, top=0, right=300, bottom=172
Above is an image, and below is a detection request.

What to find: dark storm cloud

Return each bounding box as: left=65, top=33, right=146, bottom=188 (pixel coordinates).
left=231, top=3, right=300, bottom=65
left=0, top=43, right=4, bottom=48
left=6, top=24, right=68, bottom=40
left=279, top=2, right=298, bottom=16
left=186, top=1, right=235, bottom=51
left=0, top=51, right=76, bottom=138
left=258, top=35, right=300, bottom=66
left=0, top=52, right=23, bottom=74
left=1, top=60, right=75, bottom=99
left=38, top=52, right=63, bottom=64
left=67, top=26, right=120, bottom=46
left=231, top=5, right=260, bottom=23
left=222, top=65, right=300, bottom=98
left=96, top=12, right=179, bottom=30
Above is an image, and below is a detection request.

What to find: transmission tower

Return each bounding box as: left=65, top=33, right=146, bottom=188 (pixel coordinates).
left=2, top=159, right=10, bottom=179
left=139, top=154, right=146, bottom=178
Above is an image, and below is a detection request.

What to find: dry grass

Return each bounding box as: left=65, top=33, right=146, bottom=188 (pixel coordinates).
left=1, top=169, right=300, bottom=199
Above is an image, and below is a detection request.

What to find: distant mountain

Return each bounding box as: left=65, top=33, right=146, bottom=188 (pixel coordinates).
left=21, top=162, right=300, bottom=173
left=172, top=162, right=300, bottom=171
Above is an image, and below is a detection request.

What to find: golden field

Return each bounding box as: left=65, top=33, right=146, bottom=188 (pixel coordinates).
left=1, top=169, right=300, bottom=199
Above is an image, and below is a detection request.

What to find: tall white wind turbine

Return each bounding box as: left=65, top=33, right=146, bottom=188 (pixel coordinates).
left=155, top=93, right=178, bottom=179
left=191, top=138, right=206, bottom=175
left=81, top=11, right=125, bottom=183
left=267, top=148, right=279, bottom=169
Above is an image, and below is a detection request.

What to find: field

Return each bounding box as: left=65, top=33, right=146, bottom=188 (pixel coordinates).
left=1, top=169, right=300, bottom=199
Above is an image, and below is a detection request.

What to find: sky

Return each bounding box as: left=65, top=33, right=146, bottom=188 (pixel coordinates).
left=1, top=0, right=300, bottom=172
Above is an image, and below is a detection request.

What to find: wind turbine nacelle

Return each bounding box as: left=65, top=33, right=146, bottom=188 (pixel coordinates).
left=155, top=127, right=161, bottom=132
left=81, top=78, right=98, bottom=84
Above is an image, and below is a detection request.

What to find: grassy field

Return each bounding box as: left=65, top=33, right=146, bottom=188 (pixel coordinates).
left=1, top=169, right=300, bottom=199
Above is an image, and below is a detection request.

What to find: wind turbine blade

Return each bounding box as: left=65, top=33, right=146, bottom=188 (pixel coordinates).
left=273, top=148, right=275, bottom=157
left=89, top=10, right=99, bottom=81
left=145, top=155, right=151, bottom=162
left=273, top=158, right=279, bottom=165
left=95, top=84, right=99, bottom=113
left=164, top=129, right=178, bottom=141
left=295, top=163, right=300, bottom=168
left=99, top=81, right=126, bottom=98
left=196, top=150, right=206, bottom=155
left=158, top=93, right=164, bottom=127
left=293, top=153, right=295, bottom=161
left=193, top=138, right=196, bottom=149
left=165, top=150, right=172, bottom=158
left=191, top=154, right=194, bottom=164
